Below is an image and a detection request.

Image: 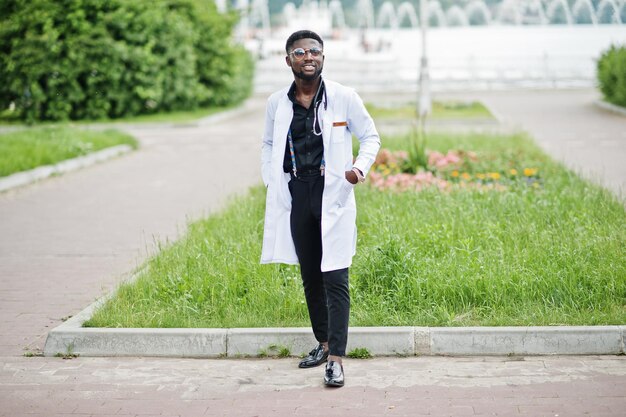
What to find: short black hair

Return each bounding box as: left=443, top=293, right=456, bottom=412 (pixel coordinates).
left=285, top=30, right=324, bottom=54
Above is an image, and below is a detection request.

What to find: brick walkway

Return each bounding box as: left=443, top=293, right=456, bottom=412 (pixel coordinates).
left=0, top=100, right=265, bottom=357
left=2, top=356, right=625, bottom=416
left=1, top=89, right=625, bottom=416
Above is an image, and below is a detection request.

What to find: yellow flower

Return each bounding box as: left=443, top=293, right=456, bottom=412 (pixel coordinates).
left=476, top=173, right=486, bottom=180
left=488, top=172, right=501, bottom=180
left=461, top=172, right=471, bottom=180
left=383, top=169, right=391, bottom=176
left=379, top=163, right=387, bottom=170
left=523, top=168, right=538, bottom=177
left=510, top=169, right=518, bottom=176
left=451, top=170, right=459, bottom=178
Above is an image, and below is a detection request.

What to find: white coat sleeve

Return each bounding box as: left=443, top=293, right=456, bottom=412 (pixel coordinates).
left=346, top=90, right=381, bottom=177
left=261, top=97, right=276, bottom=187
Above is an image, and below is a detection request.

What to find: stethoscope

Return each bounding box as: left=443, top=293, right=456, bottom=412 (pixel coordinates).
left=312, top=77, right=327, bottom=136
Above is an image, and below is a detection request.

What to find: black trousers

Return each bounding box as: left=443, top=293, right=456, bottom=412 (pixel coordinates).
left=289, top=172, right=350, bottom=357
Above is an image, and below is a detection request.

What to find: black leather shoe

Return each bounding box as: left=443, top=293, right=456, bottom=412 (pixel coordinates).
left=298, top=344, right=329, bottom=368
left=324, top=360, right=344, bottom=387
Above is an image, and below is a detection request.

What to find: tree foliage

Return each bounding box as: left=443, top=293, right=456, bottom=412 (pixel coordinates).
left=0, top=0, right=253, bottom=122
left=597, top=44, right=626, bottom=107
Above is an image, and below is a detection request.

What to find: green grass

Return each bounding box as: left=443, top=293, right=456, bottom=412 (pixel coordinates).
left=85, top=131, right=626, bottom=329
left=347, top=348, right=372, bottom=359
left=258, top=344, right=291, bottom=358
left=97, top=104, right=237, bottom=124
left=365, top=101, right=493, bottom=120
left=0, top=104, right=236, bottom=126
left=0, top=127, right=138, bottom=177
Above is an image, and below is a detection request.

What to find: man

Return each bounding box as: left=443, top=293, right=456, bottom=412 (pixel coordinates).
left=260, top=30, right=380, bottom=387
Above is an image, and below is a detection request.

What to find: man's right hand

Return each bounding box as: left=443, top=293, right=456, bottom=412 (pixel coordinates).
left=345, top=170, right=358, bottom=184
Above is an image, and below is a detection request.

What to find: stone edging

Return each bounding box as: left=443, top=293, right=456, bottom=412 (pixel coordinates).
left=0, top=145, right=133, bottom=193
left=594, top=100, right=626, bottom=117
left=44, top=293, right=625, bottom=358
left=0, top=100, right=259, bottom=193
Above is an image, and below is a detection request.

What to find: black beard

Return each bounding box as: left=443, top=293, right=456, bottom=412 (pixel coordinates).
left=292, top=66, right=323, bottom=81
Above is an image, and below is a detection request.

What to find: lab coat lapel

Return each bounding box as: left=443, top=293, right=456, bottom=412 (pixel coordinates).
left=321, top=82, right=334, bottom=162
left=274, top=95, right=293, bottom=160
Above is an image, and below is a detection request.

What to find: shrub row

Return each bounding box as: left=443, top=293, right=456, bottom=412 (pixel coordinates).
left=597, top=44, right=626, bottom=107
left=0, top=0, right=253, bottom=122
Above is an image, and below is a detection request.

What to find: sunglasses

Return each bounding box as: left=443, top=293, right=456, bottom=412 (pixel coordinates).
left=289, top=47, right=323, bottom=61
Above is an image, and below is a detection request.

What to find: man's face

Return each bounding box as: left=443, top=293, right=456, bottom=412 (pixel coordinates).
left=286, top=38, right=324, bottom=82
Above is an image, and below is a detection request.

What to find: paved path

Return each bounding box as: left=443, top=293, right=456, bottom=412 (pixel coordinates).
left=2, top=356, right=625, bottom=416
left=1, top=90, right=625, bottom=416
left=0, top=99, right=265, bottom=356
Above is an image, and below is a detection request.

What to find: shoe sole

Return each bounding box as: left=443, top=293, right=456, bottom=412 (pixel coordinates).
left=324, top=380, right=344, bottom=387
left=298, top=356, right=329, bottom=368
left=298, top=359, right=327, bottom=368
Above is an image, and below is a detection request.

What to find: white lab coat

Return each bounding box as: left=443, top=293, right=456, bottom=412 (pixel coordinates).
left=261, top=79, right=380, bottom=271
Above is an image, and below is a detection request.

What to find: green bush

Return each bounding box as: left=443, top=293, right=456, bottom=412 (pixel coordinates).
left=168, top=0, right=254, bottom=106
left=0, top=0, right=253, bottom=122
left=597, top=44, right=626, bottom=107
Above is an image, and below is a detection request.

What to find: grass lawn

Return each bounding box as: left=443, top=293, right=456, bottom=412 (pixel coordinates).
left=0, top=104, right=236, bottom=126
left=365, top=101, right=494, bottom=120
left=87, top=103, right=237, bottom=124
left=0, top=127, right=138, bottom=177
left=85, top=131, right=626, bottom=329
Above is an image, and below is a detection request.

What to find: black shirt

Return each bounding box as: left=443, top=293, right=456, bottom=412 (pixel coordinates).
left=283, top=81, right=325, bottom=174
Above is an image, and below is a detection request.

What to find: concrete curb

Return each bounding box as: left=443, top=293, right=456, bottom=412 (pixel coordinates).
left=0, top=100, right=260, bottom=193
left=594, top=100, right=626, bottom=117
left=44, top=294, right=626, bottom=358
left=0, top=144, right=133, bottom=193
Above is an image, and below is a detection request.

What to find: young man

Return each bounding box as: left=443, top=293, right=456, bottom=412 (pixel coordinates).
left=260, top=30, right=380, bottom=387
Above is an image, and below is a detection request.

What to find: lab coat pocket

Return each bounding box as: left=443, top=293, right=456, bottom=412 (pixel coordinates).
left=280, top=172, right=292, bottom=208
left=337, top=179, right=355, bottom=208
left=330, top=125, right=347, bottom=143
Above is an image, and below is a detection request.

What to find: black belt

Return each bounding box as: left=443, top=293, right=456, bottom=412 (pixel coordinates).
left=290, top=169, right=322, bottom=178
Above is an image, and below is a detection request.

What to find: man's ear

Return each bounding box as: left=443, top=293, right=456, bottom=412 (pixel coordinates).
left=285, top=55, right=292, bottom=68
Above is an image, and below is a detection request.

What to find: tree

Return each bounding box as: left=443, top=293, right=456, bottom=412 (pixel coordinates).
left=0, top=0, right=253, bottom=122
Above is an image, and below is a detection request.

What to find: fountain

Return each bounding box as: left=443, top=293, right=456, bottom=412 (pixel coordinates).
left=377, top=2, right=399, bottom=29
left=281, top=2, right=297, bottom=24
left=240, top=0, right=625, bottom=31
left=597, top=0, right=623, bottom=23
left=545, top=0, right=574, bottom=24
left=356, top=0, right=376, bottom=28
left=377, top=1, right=419, bottom=29
left=397, top=2, right=420, bottom=28
left=428, top=2, right=448, bottom=27
left=329, top=0, right=347, bottom=29
left=446, top=5, right=469, bottom=26
left=250, top=0, right=271, bottom=31
left=573, top=0, right=599, bottom=24
left=466, top=0, right=492, bottom=25
left=239, top=0, right=626, bottom=93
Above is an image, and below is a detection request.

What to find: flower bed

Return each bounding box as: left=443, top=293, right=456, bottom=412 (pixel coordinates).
left=369, top=148, right=540, bottom=193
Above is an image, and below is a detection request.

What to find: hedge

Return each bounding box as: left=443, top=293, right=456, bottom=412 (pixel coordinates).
left=597, top=44, right=626, bottom=108
left=0, top=0, right=253, bottom=122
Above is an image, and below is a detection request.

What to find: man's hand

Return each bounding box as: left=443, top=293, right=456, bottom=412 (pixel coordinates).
left=345, top=170, right=358, bottom=184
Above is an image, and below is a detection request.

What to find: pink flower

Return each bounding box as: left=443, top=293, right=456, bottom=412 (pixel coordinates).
left=427, top=150, right=463, bottom=170
left=428, top=151, right=444, bottom=167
